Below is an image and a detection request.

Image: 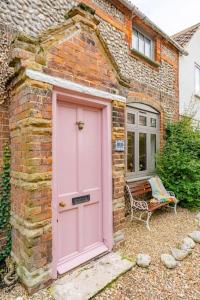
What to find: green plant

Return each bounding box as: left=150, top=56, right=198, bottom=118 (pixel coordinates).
left=156, top=117, right=200, bottom=209
left=0, top=144, right=11, bottom=261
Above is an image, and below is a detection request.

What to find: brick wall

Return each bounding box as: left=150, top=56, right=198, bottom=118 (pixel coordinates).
left=112, top=101, right=126, bottom=246
left=0, top=24, right=15, bottom=259
left=1, top=0, right=180, bottom=291
left=0, top=101, right=10, bottom=257
left=0, top=0, right=125, bottom=36
left=9, top=82, right=53, bottom=292
left=45, top=24, right=121, bottom=94
left=0, top=1, right=179, bottom=107
left=8, top=6, right=127, bottom=290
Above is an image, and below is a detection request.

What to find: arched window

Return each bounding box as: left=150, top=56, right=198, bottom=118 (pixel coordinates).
left=126, top=103, right=160, bottom=179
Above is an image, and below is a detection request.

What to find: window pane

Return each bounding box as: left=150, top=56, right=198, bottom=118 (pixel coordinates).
left=151, top=134, right=157, bottom=170
left=139, top=33, right=145, bottom=54
left=195, top=66, right=200, bottom=94
left=139, top=115, right=147, bottom=126
left=139, top=133, right=147, bottom=171
left=127, top=132, right=135, bottom=172
left=145, top=38, right=151, bottom=58
left=127, top=113, right=135, bottom=124
left=133, top=30, right=139, bottom=50
left=150, top=118, right=157, bottom=128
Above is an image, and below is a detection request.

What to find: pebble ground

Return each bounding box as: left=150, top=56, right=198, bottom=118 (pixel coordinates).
left=0, top=207, right=199, bottom=300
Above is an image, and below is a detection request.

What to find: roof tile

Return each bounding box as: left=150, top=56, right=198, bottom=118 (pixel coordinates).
left=172, top=23, right=200, bottom=47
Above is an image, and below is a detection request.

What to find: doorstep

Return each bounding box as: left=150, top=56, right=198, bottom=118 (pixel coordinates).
left=51, top=252, right=135, bottom=300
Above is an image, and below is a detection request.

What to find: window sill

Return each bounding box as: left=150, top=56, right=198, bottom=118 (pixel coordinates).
left=126, top=175, right=151, bottom=183
left=126, top=173, right=156, bottom=183
left=130, top=48, right=160, bottom=68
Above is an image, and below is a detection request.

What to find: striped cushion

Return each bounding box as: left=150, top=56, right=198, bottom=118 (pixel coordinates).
left=148, top=176, right=175, bottom=203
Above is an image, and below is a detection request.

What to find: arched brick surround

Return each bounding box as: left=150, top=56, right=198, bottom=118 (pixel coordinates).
left=127, top=95, right=165, bottom=148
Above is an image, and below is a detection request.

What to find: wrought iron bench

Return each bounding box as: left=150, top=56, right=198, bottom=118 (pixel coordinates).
left=126, top=179, right=178, bottom=230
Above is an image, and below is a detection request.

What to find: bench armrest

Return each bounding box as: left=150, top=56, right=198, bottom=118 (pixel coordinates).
left=132, top=199, right=148, bottom=211
left=167, top=191, right=175, bottom=197
left=126, top=184, right=148, bottom=211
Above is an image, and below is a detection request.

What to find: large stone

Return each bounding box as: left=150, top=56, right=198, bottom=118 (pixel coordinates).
left=136, top=253, right=151, bottom=268
left=161, top=254, right=177, bottom=269
left=181, top=237, right=195, bottom=251
left=196, top=212, right=200, bottom=220
left=171, top=248, right=190, bottom=261
left=189, top=231, right=200, bottom=243
left=17, top=264, right=51, bottom=288
left=52, top=253, right=134, bottom=300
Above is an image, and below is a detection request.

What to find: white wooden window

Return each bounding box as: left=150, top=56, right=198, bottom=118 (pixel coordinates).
left=195, top=64, right=200, bottom=95
left=132, top=29, right=153, bottom=59
left=126, top=104, right=160, bottom=179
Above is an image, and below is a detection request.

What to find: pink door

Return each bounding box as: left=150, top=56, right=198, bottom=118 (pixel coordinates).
left=55, top=101, right=108, bottom=274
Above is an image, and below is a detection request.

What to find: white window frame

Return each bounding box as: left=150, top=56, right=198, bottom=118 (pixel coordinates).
left=126, top=104, right=160, bottom=180
left=195, top=64, right=200, bottom=96
left=132, top=28, right=154, bottom=60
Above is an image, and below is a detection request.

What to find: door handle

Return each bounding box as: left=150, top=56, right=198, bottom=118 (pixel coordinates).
left=59, top=202, right=66, bottom=208
left=76, top=121, right=84, bottom=130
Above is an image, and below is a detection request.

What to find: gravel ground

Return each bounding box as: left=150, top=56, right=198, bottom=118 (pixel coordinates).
left=94, top=207, right=200, bottom=300
left=0, top=207, right=199, bottom=300
left=120, top=206, right=197, bottom=261
left=0, top=284, right=53, bottom=300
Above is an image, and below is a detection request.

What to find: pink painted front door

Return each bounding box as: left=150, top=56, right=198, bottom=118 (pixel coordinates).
left=56, top=101, right=108, bottom=274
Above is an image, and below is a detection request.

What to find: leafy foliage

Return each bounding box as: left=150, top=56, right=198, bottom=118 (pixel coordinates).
left=0, top=144, right=11, bottom=261
left=156, top=118, right=200, bottom=209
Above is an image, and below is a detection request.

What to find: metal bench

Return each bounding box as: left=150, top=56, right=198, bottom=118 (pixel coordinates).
left=126, top=179, right=178, bottom=230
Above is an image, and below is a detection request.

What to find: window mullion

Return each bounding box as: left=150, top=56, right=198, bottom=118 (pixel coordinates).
left=146, top=132, right=150, bottom=173
left=135, top=131, right=139, bottom=175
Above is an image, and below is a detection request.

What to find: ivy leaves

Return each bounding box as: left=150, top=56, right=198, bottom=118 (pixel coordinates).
left=156, top=118, right=200, bottom=209
left=0, top=144, right=11, bottom=261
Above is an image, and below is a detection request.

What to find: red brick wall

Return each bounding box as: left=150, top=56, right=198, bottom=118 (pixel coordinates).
left=0, top=24, right=13, bottom=259
left=0, top=102, right=10, bottom=257
left=6, top=2, right=180, bottom=291
left=45, top=29, right=120, bottom=94
left=112, top=101, right=126, bottom=246
left=8, top=7, right=126, bottom=290
left=9, top=84, right=53, bottom=292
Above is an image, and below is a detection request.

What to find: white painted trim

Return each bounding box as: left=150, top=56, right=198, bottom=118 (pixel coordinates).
left=26, top=69, right=126, bottom=103
left=127, top=102, right=159, bottom=113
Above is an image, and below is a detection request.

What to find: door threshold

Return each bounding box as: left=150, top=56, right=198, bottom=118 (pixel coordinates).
left=52, top=252, right=134, bottom=300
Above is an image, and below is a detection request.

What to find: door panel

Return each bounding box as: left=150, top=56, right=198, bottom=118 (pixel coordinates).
left=57, top=104, right=78, bottom=195
left=58, top=208, right=78, bottom=259
left=56, top=101, right=106, bottom=273
left=83, top=202, right=101, bottom=248
left=79, top=108, right=101, bottom=190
